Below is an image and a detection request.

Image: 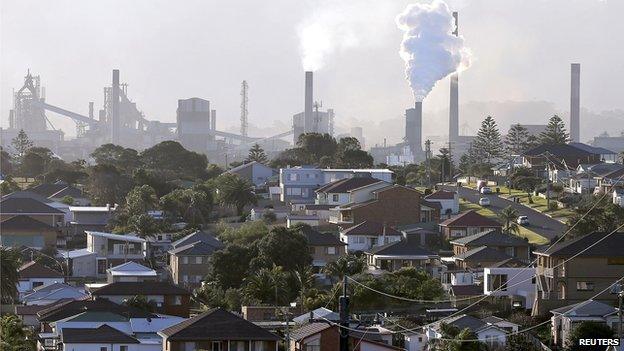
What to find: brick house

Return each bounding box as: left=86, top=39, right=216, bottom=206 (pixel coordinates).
left=0, top=215, right=60, bottom=249
left=168, top=230, right=224, bottom=289
left=300, top=226, right=346, bottom=271
left=439, top=210, right=502, bottom=240
left=450, top=230, right=531, bottom=263
left=289, top=323, right=398, bottom=351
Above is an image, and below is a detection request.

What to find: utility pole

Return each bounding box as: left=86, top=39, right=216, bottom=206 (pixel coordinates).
left=448, top=141, right=453, bottom=184
left=425, top=140, right=432, bottom=188
left=339, top=275, right=350, bottom=351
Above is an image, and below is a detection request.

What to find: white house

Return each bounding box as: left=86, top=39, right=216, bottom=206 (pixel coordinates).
left=17, top=261, right=64, bottom=299
left=424, top=190, right=459, bottom=215
left=315, top=177, right=389, bottom=206
left=339, top=221, right=403, bottom=253
left=613, top=188, right=624, bottom=208
left=227, top=161, right=275, bottom=188
left=106, top=261, right=157, bottom=283
left=483, top=264, right=536, bottom=310
left=550, top=300, right=620, bottom=348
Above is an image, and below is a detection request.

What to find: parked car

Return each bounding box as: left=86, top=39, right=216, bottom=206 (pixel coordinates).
left=478, top=197, right=491, bottom=206
left=480, top=187, right=492, bottom=194
left=517, top=215, right=529, bottom=225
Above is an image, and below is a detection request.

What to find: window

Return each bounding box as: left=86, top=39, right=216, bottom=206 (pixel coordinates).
left=212, top=341, right=223, bottom=351
left=100, top=347, right=107, bottom=351
left=289, top=173, right=298, bottom=181
left=326, top=247, right=336, bottom=255
left=182, top=256, right=189, bottom=264
left=504, top=247, right=515, bottom=257
left=120, top=347, right=128, bottom=351
left=287, top=187, right=302, bottom=196
left=608, top=257, right=624, bottom=265
left=332, top=194, right=339, bottom=202
left=195, top=257, right=202, bottom=264
left=173, top=295, right=183, bottom=305
left=488, top=274, right=508, bottom=292
left=32, top=281, right=44, bottom=288
left=183, top=275, right=189, bottom=282
left=576, top=282, right=594, bottom=291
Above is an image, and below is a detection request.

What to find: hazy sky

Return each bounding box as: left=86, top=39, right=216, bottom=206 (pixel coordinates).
left=2, top=0, right=623, bottom=146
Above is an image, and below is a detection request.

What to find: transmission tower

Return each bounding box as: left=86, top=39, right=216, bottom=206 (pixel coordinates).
left=240, top=80, right=249, bottom=137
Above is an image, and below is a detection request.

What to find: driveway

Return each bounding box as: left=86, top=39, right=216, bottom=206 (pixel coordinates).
left=440, top=185, right=566, bottom=241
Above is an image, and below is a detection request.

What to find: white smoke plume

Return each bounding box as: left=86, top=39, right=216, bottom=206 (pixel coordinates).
left=396, top=0, right=471, bottom=101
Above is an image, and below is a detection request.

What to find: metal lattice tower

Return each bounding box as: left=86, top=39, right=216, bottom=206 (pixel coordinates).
left=240, top=80, right=248, bottom=137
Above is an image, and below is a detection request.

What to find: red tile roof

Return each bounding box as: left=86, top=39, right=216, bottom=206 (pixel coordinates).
left=440, top=210, right=502, bottom=228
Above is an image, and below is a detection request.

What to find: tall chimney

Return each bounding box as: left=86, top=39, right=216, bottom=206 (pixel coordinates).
left=88, top=102, right=94, bottom=119
left=405, top=102, right=423, bottom=154
left=570, top=63, right=580, bottom=143
left=111, top=69, right=120, bottom=144
left=448, top=11, right=459, bottom=145
left=304, top=71, right=314, bottom=133
left=210, top=109, right=216, bottom=131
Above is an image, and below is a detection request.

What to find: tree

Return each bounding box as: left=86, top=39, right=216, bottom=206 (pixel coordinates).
left=566, top=321, right=614, bottom=351
left=91, top=144, right=142, bottom=172
left=243, top=265, right=288, bottom=305
left=10, top=129, right=33, bottom=161
left=123, top=295, right=156, bottom=312
left=140, top=141, right=208, bottom=179
left=437, top=147, right=453, bottom=182
left=20, top=151, right=45, bottom=178
left=215, top=221, right=269, bottom=246
left=245, top=143, right=268, bottom=164
left=128, top=213, right=160, bottom=238
left=505, top=334, right=540, bottom=351
left=334, top=149, right=374, bottom=169
left=1, top=147, right=14, bottom=175
left=539, top=115, right=569, bottom=145
left=160, top=187, right=213, bottom=225
left=515, top=175, right=542, bottom=204
left=208, top=244, right=256, bottom=288
left=566, top=197, right=624, bottom=239
left=0, top=247, right=21, bottom=303
left=499, top=206, right=520, bottom=234
left=0, top=314, right=36, bottom=351
left=296, top=133, right=338, bottom=161
left=214, top=173, right=257, bottom=215
left=505, top=124, right=531, bottom=156
left=255, top=226, right=312, bottom=271
left=86, top=164, right=133, bottom=205
left=125, top=185, right=158, bottom=217
left=323, top=254, right=366, bottom=283
left=472, top=116, right=504, bottom=165
left=293, top=265, right=316, bottom=307
left=429, top=323, right=487, bottom=351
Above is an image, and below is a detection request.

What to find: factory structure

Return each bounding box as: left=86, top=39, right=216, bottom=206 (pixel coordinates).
left=292, top=71, right=335, bottom=144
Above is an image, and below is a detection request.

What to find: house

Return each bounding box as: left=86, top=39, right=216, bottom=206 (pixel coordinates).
left=522, top=144, right=602, bottom=174
left=279, top=166, right=393, bottom=203
left=228, top=161, right=276, bottom=187
left=569, top=142, right=619, bottom=163
left=450, top=230, right=531, bottom=263
left=569, top=163, right=624, bottom=194
left=439, top=210, right=502, bottom=240
left=613, top=188, right=624, bottom=207
left=454, top=246, right=514, bottom=269
left=483, top=259, right=536, bottom=309
left=425, top=190, right=459, bottom=216
left=0, top=215, right=60, bottom=249
left=315, top=176, right=388, bottom=206
left=67, top=204, right=117, bottom=236
left=90, top=281, right=191, bottom=317
left=532, top=231, right=624, bottom=316
left=365, top=235, right=441, bottom=275
left=300, top=226, right=346, bottom=272
left=406, top=314, right=510, bottom=351
left=302, top=204, right=335, bottom=222
left=0, top=196, right=66, bottom=226
left=550, top=300, right=620, bottom=348
left=289, top=323, right=399, bottom=351
left=2, top=190, right=71, bottom=220
left=30, top=181, right=90, bottom=205
left=107, top=261, right=158, bottom=283
left=22, top=282, right=88, bottom=305
left=329, top=185, right=440, bottom=227
left=158, top=308, right=281, bottom=351
left=447, top=284, right=483, bottom=308
left=292, top=307, right=340, bottom=324
left=480, top=315, right=520, bottom=333
left=169, top=230, right=224, bottom=288
left=287, top=215, right=320, bottom=228
left=339, top=221, right=403, bottom=253
left=17, top=261, right=64, bottom=299
left=58, top=325, right=140, bottom=351
left=249, top=206, right=289, bottom=221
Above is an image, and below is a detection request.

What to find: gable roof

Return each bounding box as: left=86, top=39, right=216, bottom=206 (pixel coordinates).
left=315, top=177, right=384, bottom=194
left=300, top=227, right=345, bottom=246
left=455, top=246, right=513, bottom=262
left=341, top=221, right=402, bottom=236
left=107, top=261, right=157, bottom=276
left=425, top=190, right=456, bottom=200
left=524, top=144, right=595, bottom=158
left=91, top=282, right=190, bottom=296
left=159, top=308, right=280, bottom=341
left=19, top=261, right=63, bottom=279
left=292, top=307, right=340, bottom=324
left=29, top=182, right=70, bottom=198
left=22, top=282, right=87, bottom=303
left=61, top=325, right=139, bottom=344
left=48, top=185, right=84, bottom=199
left=569, top=143, right=617, bottom=155
left=1, top=190, right=53, bottom=203
left=85, top=231, right=146, bottom=243
left=366, top=235, right=437, bottom=257
left=289, top=322, right=332, bottom=340
left=534, top=232, right=624, bottom=257
left=450, top=230, right=529, bottom=247
left=440, top=210, right=502, bottom=228
left=169, top=240, right=222, bottom=256
left=38, top=298, right=155, bottom=322
left=551, top=299, right=618, bottom=317
left=1, top=215, right=55, bottom=231
left=227, top=161, right=274, bottom=174
left=0, top=197, right=64, bottom=214
left=171, top=230, right=224, bottom=249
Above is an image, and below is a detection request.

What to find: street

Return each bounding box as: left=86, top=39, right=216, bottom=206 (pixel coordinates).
left=440, top=185, right=567, bottom=241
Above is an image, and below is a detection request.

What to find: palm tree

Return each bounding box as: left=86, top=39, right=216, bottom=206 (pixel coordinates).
left=0, top=314, right=36, bottom=350
left=323, top=255, right=366, bottom=284
left=216, top=174, right=257, bottom=215
left=499, top=206, right=520, bottom=234
left=293, top=266, right=316, bottom=307
left=243, top=266, right=287, bottom=304
left=1, top=247, right=21, bottom=304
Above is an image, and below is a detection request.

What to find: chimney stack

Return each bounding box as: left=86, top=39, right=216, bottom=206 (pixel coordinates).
left=210, top=109, right=217, bottom=131
left=570, top=63, right=580, bottom=143
left=304, top=71, right=314, bottom=133
left=448, top=11, right=459, bottom=145
left=88, top=102, right=94, bottom=119
left=405, top=102, right=423, bottom=154
left=111, top=69, right=120, bottom=144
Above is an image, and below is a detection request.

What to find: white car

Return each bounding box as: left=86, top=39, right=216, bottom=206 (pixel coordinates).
left=517, top=215, right=529, bottom=225
left=478, top=197, right=491, bottom=206
left=480, top=187, right=492, bottom=194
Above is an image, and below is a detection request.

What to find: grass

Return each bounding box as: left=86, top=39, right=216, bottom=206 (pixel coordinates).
left=459, top=199, right=550, bottom=245
left=496, top=186, right=575, bottom=221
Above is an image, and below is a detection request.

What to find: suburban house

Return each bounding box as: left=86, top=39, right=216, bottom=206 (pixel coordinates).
left=614, top=188, right=624, bottom=207
left=569, top=142, right=619, bottom=163
left=483, top=259, right=536, bottom=310
left=228, top=161, right=276, bottom=187
left=300, top=226, right=346, bottom=272
left=58, top=325, right=141, bottom=351
left=279, top=166, right=393, bottom=203
left=569, top=163, right=624, bottom=194
left=289, top=323, right=398, bottom=351
left=292, top=307, right=339, bottom=324
left=532, top=231, right=624, bottom=315
left=365, top=235, right=441, bottom=275
left=439, top=210, right=502, bottom=240
left=315, top=176, right=388, bottom=206
left=329, top=185, right=440, bottom=227
left=21, top=282, right=88, bottom=305
left=106, top=261, right=158, bottom=283
left=550, top=300, right=620, bottom=348
left=158, top=308, right=281, bottom=351
left=169, top=230, right=224, bottom=288
left=90, top=281, right=191, bottom=317
left=454, top=246, right=514, bottom=269
left=447, top=284, right=483, bottom=308
left=30, top=181, right=91, bottom=205
left=406, top=314, right=511, bottom=351
left=0, top=215, right=60, bottom=249
left=450, top=230, right=531, bottom=263
left=0, top=196, right=66, bottom=225
left=339, top=221, right=403, bottom=253
left=17, top=261, right=64, bottom=299
left=67, top=204, right=117, bottom=236
left=522, top=144, right=602, bottom=177
left=425, top=190, right=459, bottom=216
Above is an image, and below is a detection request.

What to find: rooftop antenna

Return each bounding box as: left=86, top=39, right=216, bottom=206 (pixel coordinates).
left=240, top=80, right=249, bottom=137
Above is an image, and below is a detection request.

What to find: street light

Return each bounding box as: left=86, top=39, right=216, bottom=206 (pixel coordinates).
left=610, top=283, right=623, bottom=344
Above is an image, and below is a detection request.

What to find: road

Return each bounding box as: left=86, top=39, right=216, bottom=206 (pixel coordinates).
left=440, top=185, right=566, bottom=241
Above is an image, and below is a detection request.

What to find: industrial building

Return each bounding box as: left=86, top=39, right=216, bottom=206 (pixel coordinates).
left=292, top=71, right=335, bottom=144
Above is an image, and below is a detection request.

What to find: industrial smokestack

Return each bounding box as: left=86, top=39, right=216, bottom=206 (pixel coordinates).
left=89, top=102, right=94, bottom=119
left=111, top=69, right=120, bottom=144
left=210, top=109, right=216, bottom=131
left=405, top=102, right=423, bottom=154
left=304, top=71, right=313, bottom=133
left=570, top=63, right=580, bottom=143
left=449, top=11, right=459, bottom=144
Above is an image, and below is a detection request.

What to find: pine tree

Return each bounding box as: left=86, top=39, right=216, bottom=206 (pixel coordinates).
left=472, top=116, right=503, bottom=164
left=539, top=115, right=569, bottom=145
left=11, top=129, right=33, bottom=162
left=505, top=124, right=530, bottom=156
left=245, top=143, right=268, bottom=164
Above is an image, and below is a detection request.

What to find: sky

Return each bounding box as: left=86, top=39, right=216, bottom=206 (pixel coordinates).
left=2, top=0, right=624, bottom=147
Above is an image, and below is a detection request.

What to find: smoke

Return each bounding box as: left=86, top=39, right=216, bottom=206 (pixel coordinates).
left=297, top=1, right=395, bottom=71
left=396, top=0, right=471, bottom=101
